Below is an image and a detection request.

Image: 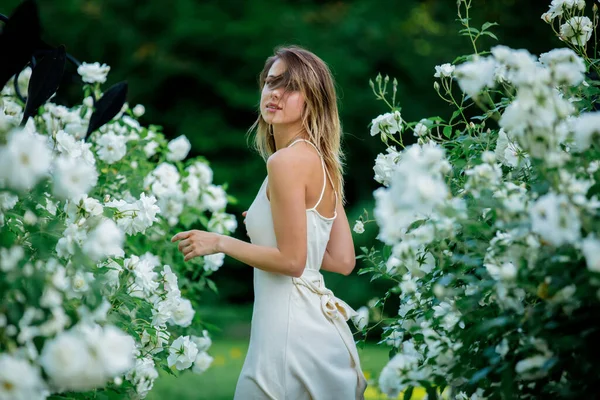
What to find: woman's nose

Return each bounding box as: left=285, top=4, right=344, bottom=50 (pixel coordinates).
left=270, top=88, right=281, bottom=99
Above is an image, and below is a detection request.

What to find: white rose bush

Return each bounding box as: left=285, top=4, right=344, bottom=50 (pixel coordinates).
left=0, top=3, right=235, bottom=398
left=357, top=1, right=600, bottom=399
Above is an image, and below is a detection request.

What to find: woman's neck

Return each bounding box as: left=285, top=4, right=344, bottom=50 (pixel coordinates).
left=272, top=124, right=309, bottom=151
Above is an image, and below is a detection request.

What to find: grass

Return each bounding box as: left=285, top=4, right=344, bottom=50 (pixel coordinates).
left=148, top=338, right=434, bottom=400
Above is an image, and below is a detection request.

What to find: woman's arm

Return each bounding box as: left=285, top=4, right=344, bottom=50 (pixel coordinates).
left=320, top=199, right=356, bottom=276
left=218, top=148, right=310, bottom=277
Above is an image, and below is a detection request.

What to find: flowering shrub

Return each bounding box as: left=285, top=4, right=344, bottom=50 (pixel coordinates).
left=0, top=53, right=235, bottom=399
left=355, top=0, right=600, bottom=398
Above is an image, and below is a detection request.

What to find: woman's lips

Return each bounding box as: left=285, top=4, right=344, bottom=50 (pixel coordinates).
left=266, top=103, right=282, bottom=111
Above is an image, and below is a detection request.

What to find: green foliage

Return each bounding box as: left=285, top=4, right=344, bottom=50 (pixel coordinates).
left=360, top=0, right=600, bottom=398
left=0, top=0, right=560, bottom=307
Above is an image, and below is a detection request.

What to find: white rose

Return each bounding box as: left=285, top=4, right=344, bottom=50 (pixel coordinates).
left=133, top=104, right=146, bottom=117
left=39, top=330, right=104, bottom=390
left=96, top=325, right=136, bottom=376
left=191, top=330, right=212, bottom=352
left=582, top=235, right=600, bottom=272
left=560, top=16, right=593, bottom=46
left=77, top=62, right=111, bottom=84
left=169, top=298, right=195, bottom=327
left=192, top=352, right=214, bottom=374
left=0, top=128, right=52, bottom=191
left=413, top=120, right=429, bottom=137
left=454, top=56, right=497, bottom=98
left=167, top=335, right=199, bottom=370
left=125, top=356, right=159, bottom=398
left=352, top=220, right=365, bottom=234
left=434, top=63, right=455, bottom=78
left=96, top=131, right=127, bottom=164
left=370, top=111, right=403, bottom=137
left=144, top=140, right=159, bottom=158
left=52, top=155, right=99, bottom=200
left=351, top=306, right=369, bottom=330
left=167, top=135, right=191, bottom=162
left=0, top=354, right=46, bottom=400
left=203, top=252, right=225, bottom=272
left=82, top=219, right=125, bottom=261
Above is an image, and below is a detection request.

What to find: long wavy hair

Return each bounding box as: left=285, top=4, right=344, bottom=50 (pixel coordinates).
left=247, top=45, right=347, bottom=205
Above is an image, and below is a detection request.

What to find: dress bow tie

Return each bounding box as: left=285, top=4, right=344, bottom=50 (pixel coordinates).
left=293, top=275, right=357, bottom=321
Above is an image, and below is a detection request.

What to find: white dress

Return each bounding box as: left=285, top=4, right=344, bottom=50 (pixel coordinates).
left=234, top=139, right=368, bottom=400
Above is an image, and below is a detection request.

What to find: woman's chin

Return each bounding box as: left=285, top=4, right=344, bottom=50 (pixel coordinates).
left=262, top=114, right=275, bottom=124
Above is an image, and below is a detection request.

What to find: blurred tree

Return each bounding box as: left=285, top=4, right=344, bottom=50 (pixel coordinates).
left=1, top=0, right=556, bottom=306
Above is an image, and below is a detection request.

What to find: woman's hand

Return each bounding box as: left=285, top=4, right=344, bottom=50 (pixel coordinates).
left=171, top=230, right=222, bottom=262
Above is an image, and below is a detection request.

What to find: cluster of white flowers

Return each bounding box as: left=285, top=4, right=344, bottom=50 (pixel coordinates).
left=373, top=146, right=401, bottom=187
left=105, top=192, right=160, bottom=235
left=366, top=1, right=600, bottom=397
left=542, top=0, right=586, bottom=22
left=451, top=44, right=595, bottom=164
left=142, top=158, right=233, bottom=230
left=434, top=63, right=456, bottom=78
left=541, top=1, right=594, bottom=46
left=39, top=323, right=135, bottom=392
left=373, top=141, right=451, bottom=245
left=77, top=62, right=111, bottom=84
left=0, top=60, right=229, bottom=398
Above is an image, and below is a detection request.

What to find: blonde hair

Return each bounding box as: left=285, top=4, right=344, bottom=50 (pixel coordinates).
left=247, top=45, right=347, bottom=205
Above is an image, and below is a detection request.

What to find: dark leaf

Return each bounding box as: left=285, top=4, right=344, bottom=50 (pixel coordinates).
left=86, top=81, right=128, bottom=137
left=403, top=386, right=414, bottom=400
left=206, top=278, right=218, bottom=294
left=469, top=366, right=492, bottom=385
left=425, top=385, right=438, bottom=400
left=0, top=0, right=41, bottom=89
left=21, top=45, right=66, bottom=126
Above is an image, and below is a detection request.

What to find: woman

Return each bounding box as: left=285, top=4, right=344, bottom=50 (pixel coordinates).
left=171, top=45, right=367, bottom=399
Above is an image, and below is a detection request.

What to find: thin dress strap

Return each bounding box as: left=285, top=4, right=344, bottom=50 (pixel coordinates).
left=287, top=139, right=338, bottom=217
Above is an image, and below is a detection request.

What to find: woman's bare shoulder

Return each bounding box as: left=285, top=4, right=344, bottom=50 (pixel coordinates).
left=267, top=144, right=320, bottom=176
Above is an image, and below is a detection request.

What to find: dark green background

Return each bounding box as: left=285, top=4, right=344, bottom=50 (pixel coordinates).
left=2, top=0, right=556, bottom=308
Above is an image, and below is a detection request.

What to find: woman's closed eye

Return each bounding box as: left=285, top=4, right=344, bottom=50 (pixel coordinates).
left=265, top=76, right=283, bottom=89
left=265, top=75, right=299, bottom=92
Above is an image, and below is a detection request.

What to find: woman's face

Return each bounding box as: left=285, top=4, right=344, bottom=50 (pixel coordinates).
left=260, top=58, right=305, bottom=126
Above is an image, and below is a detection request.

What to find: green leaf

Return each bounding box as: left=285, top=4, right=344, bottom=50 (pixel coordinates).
left=475, top=316, right=511, bottom=333
left=443, top=126, right=453, bottom=138
left=226, top=194, right=238, bottom=205
left=161, top=365, right=177, bottom=377
left=403, top=386, right=414, bottom=400
left=459, top=27, right=480, bottom=35
left=206, top=278, right=219, bottom=294
left=449, top=109, right=463, bottom=123
left=481, top=31, right=499, bottom=40
left=428, top=116, right=446, bottom=123
left=481, top=22, right=499, bottom=31
left=198, top=215, right=209, bottom=228
left=179, top=212, right=198, bottom=228
left=370, top=273, right=383, bottom=282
